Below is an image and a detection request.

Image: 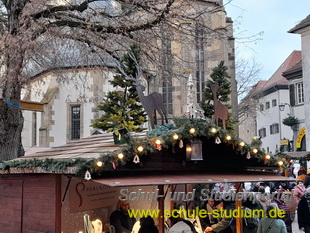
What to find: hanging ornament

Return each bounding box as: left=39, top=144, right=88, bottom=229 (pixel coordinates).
left=112, top=161, right=116, bottom=169
left=246, top=152, right=251, bottom=159
left=232, top=144, right=234, bottom=150
left=179, top=139, right=184, bottom=148
left=133, top=155, right=140, bottom=164
left=118, top=133, right=121, bottom=141
left=279, top=167, right=283, bottom=173
left=84, top=170, right=92, bottom=180
left=156, top=144, right=162, bottom=151
left=215, top=137, right=221, bottom=144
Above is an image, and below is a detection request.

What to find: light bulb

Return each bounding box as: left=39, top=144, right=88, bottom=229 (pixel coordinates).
left=226, top=135, right=231, bottom=140
left=211, top=128, right=217, bottom=134
left=189, top=128, right=196, bottom=134
left=239, top=141, right=245, bottom=147
left=155, top=139, right=161, bottom=145
left=172, top=134, right=179, bottom=140
left=118, top=153, right=124, bottom=159
left=252, top=148, right=258, bottom=154
left=137, top=146, right=144, bottom=152
left=96, top=161, right=103, bottom=167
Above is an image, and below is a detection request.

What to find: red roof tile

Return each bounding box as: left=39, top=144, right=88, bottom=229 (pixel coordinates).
left=260, top=50, right=301, bottom=90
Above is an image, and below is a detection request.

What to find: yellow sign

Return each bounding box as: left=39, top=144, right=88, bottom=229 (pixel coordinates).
left=280, top=140, right=289, bottom=145
left=296, top=127, right=306, bottom=148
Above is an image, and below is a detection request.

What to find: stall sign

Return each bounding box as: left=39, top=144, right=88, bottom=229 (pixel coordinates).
left=296, top=127, right=306, bottom=148
left=69, top=179, right=119, bottom=213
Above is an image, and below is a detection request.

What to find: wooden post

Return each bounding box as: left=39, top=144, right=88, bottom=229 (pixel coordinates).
left=158, top=185, right=165, bottom=233
left=170, top=185, right=174, bottom=211
left=235, top=183, right=243, bottom=233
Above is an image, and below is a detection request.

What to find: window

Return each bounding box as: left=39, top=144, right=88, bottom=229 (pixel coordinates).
left=260, top=104, right=264, bottom=111
left=195, top=24, right=205, bottom=102
left=272, top=99, right=277, bottom=107
left=161, top=25, right=173, bottom=114
left=265, top=101, right=270, bottom=109
left=258, top=128, right=266, bottom=138
left=71, top=105, right=81, bottom=140
left=270, top=123, right=279, bottom=135
left=296, top=82, right=304, bottom=104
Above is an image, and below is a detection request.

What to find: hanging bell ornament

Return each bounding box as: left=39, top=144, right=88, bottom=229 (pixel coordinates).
left=179, top=139, right=184, bottom=148
left=133, top=155, right=140, bottom=164
left=112, top=161, right=116, bottom=169
left=215, top=137, right=221, bottom=144
left=246, top=152, right=251, bottom=159
left=84, top=170, right=92, bottom=181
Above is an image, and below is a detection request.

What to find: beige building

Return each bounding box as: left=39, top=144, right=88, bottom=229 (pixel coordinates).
left=21, top=0, right=237, bottom=149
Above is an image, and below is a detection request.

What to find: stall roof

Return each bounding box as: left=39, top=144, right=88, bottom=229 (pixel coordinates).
left=92, top=172, right=296, bottom=187
left=281, top=151, right=310, bottom=158
left=19, top=132, right=146, bottom=160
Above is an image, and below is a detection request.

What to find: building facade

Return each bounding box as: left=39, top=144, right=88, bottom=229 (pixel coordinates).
left=239, top=51, right=301, bottom=154
left=289, top=15, right=310, bottom=151
left=21, top=0, right=237, bottom=149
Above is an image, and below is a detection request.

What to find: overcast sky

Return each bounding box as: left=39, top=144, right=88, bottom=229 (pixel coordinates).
left=224, top=0, right=310, bottom=80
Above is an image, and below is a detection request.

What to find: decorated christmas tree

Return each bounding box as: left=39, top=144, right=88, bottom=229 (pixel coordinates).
left=92, top=44, right=147, bottom=139
left=200, top=61, right=233, bottom=128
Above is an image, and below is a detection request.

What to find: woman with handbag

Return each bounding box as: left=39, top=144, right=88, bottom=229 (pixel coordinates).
left=257, top=204, right=287, bottom=233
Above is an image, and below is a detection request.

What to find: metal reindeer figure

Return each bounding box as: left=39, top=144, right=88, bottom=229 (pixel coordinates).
left=116, top=55, right=168, bottom=129
left=210, top=84, right=228, bottom=130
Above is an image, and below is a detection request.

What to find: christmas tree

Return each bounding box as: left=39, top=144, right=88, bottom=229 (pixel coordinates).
left=200, top=61, right=232, bottom=121
left=92, top=44, right=147, bottom=138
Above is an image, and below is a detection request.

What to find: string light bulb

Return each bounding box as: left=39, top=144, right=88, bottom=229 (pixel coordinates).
left=96, top=161, right=103, bottom=167
left=278, top=161, right=284, bottom=166
left=186, top=146, right=192, bottom=152
left=226, top=135, right=231, bottom=140
left=117, top=153, right=124, bottom=159
left=189, top=128, right=196, bottom=134
left=155, top=139, right=161, bottom=145
left=137, top=146, right=144, bottom=152
left=172, top=134, right=179, bottom=140
left=252, top=148, right=258, bottom=154
left=265, top=154, right=271, bottom=160
left=210, top=128, right=217, bottom=134
left=239, top=141, right=245, bottom=147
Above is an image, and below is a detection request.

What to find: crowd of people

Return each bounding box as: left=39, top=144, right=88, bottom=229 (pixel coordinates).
left=108, top=173, right=310, bottom=233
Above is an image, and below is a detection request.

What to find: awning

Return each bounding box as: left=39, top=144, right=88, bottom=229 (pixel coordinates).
left=92, top=172, right=296, bottom=187
left=282, top=151, right=310, bottom=158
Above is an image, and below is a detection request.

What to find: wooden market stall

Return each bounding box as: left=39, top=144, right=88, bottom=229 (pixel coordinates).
left=0, top=130, right=296, bottom=233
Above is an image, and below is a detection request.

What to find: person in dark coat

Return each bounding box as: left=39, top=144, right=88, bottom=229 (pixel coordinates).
left=138, top=216, right=158, bottom=233
left=110, top=199, right=136, bottom=233
left=297, top=187, right=310, bottom=233
left=272, top=194, right=292, bottom=233
left=205, top=201, right=235, bottom=233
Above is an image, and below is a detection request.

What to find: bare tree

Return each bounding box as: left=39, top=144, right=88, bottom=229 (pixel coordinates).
left=0, top=0, right=232, bottom=161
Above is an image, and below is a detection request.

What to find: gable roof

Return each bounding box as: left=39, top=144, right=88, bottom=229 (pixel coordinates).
left=288, top=14, right=310, bottom=33
left=252, top=51, right=301, bottom=97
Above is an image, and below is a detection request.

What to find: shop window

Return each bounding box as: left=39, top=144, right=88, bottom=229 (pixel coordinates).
left=265, top=101, right=270, bottom=110
left=270, top=123, right=279, bottom=135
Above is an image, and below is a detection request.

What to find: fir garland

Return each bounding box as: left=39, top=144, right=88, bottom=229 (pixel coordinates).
left=0, top=117, right=288, bottom=177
